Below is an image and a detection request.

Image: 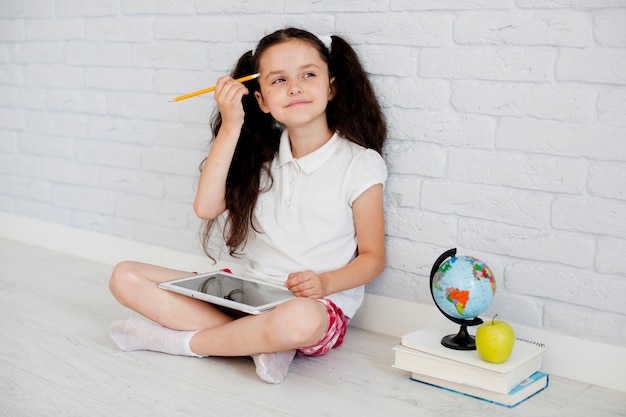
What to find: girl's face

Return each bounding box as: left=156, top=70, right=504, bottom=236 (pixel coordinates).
left=255, top=39, right=335, bottom=130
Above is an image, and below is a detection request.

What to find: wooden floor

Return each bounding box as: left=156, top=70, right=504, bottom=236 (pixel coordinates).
left=1, top=238, right=625, bottom=417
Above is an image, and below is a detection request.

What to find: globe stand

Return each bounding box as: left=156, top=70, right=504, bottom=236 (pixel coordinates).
left=441, top=321, right=482, bottom=351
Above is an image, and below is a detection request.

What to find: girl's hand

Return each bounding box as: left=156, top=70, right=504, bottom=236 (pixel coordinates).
left=213, top=75, right=249, bottom=129
left=285, top=270, right=326, bottom=299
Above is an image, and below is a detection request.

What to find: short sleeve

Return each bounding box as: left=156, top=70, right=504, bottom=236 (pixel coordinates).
left=348, top=148, right=387, bottom=206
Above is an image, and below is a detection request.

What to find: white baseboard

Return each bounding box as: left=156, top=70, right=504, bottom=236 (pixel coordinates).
left=1, top=212, right=624, bottom=393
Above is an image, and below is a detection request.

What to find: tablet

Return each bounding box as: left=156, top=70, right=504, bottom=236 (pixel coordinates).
left=158, top=271, right=294, bottom=315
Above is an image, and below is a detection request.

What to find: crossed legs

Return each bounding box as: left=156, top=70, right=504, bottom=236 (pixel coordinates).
left=108, top=261, right=328, bottom=383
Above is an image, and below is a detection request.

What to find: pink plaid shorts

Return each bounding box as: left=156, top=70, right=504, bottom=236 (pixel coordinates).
left=297, top=298, right=350, bottom=357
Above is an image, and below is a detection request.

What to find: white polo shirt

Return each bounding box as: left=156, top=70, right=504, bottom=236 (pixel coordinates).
left=241, top=130, right=387, bottom=318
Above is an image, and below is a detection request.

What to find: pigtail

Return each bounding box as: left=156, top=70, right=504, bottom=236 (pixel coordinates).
left=202, top=50, right=281, bottom=258
left=327, top=36, right=387, bottom=155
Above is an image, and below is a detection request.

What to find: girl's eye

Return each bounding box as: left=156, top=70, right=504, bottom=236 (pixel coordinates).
left=303, top=72, right=315, bottom=78
left=271, top=78, right=286, bottom=85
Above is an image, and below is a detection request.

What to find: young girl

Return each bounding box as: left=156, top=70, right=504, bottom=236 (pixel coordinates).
left=108, top=27, right=388, bottom=384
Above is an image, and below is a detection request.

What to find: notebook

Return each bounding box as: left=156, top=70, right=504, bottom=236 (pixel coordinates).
left=158, top=271, right=294, bottom=315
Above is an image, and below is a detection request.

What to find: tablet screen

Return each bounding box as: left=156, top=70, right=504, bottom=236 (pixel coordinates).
left=167, top=273, right=292, bottom=308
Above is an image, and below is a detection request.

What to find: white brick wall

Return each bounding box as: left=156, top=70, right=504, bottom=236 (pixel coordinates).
left=1, top=1, right=625, bottom=346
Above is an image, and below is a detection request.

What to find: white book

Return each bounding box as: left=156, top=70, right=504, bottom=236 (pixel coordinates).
left=409, top=371, right=549, bottom=408
left=394, top=327, right=545, bottom=393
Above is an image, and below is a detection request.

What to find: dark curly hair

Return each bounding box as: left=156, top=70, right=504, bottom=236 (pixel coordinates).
left=201, top=27, right=387, bottom=258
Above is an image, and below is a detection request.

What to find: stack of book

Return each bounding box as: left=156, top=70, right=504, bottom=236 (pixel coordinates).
left=393, top=327, right=548, bottom=408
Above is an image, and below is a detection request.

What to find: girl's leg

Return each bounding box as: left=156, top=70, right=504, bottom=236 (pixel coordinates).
left=188, top=297, right=328, bottom=357
left=108, top=261, right=233, bottom=330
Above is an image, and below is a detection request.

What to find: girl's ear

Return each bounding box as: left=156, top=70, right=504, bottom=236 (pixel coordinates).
left=255, top=91, right=271, bottom=114
left=328, top=77, right=337, bottom=101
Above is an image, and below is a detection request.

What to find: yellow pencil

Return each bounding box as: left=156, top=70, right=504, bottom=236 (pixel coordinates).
left=170, top=73, right=261, bottom=102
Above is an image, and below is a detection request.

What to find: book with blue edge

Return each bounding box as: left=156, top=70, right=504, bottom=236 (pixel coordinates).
left=409, top=371, right=549, bottom=408
left=393, top=327, right=546, bottom=394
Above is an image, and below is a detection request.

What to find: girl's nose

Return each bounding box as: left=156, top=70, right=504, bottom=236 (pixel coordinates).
left=288, top=82, right=302, bottom=96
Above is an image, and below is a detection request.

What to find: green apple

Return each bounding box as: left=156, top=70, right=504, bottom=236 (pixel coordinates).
left=475, top=315, right=515, bottom=363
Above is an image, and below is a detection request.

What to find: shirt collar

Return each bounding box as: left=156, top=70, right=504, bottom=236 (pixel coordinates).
left=277, top=130, right=341, bottom=174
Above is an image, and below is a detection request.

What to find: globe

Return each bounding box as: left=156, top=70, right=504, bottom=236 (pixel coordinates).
left=430, top=248, right=496, bottom=350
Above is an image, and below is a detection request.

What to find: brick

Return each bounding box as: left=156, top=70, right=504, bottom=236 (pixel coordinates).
left=154, top=69, right=216, bottom=96
left=99, top=167, right=163, bottom=198
left=588, top=162, right=626, bottom=200
left=115, top=193, right=189, bottom=228
left=0, top=108, right=24, bottom=130
left=46, top=89, right=107, bottom=115
left=447, top=148, right=586, bottom=194
left=65, top=42, right=131, bottom=67
left=0, top=0, right=54, bottom=18
left=596, top=237, right=626, bottom=274
left=384, top=175, right=421, bottom=208
left=134, top=221, right=199, bottom=253
left=0, top=153, right=40, bottom=178
left=154, top=16, right=240, bottom=41
left=421, top=181, right=552, bottom=228
left=52, top=183, right=116, bottom=213
left=120, top=0, right=195, bottom=15
left=17, top=133, right=74, bottom=158
left=497, top=117, right=626, bottom=161
left=518, top=0, right=626, bottom=9
left=164, top=175, right=196, bottom=204
left=85, top=67, right=154, bottom=92
left=41, top=157, right=98, bottom=186
left=84, top=17, right=153, bottom=42
left=131, top=41, right=209, bottom=70
left=594, top=10, right=626, bottom=47
left=11, top=41, right=64, bottom=64
left=505, top=262, right=626, bottom=314
left=88, top=116, right=157, bottom=145
left=56, top=0, right=119, bottom=17
left=552, top=196, right=626, bottom=238
left=598, top=89, right=626, bottom=128
left=336, top=13, right=452, bottom=47
left=557, top=48, right=626, bottom=85
left=453, top=81, right=597, bottom=123
left=544, top=303, right=626, bottom=347
left=454, top=10, right=591, bottom=46
left=286, top=0, right=387, bottom=12
left=374, top=77, right=449, bottom=111
left=74, top=139, right=143, bottom=168
left=0, top=86, right=44, bottom=110
left=72, top=211, right=135, bottom=239
left=384, top=140, right=446, bottom=177
left=26, top=111, right=87, bottom=137
left=358, top=45, right=417, bottom=77
left=106, top=92, right=180, bottom=122
left=419, top=47, right=555, bottom=81
left=483, top=292, right=543, bottom=328
left=391, top=0, right=516, bottom=10
left=389, top=109, right=496, bottom=148
left=197, top=0, right=284, bottom=14
left=0, top=174, right=51, bottom=202
left=14, top=198, right=71, bottom=223
left=0, top=19, right=24, bottom=41
left=459, top=218, right=595, bottom=267
left=384, top=237, right=449, bottom=276
left=385, top=206, right=457, bottom=247
left=23, top=64, right=83, bottom=88
left=26, top=19, right=82, bottom=40
left=141, top=146, right=201, bottom=176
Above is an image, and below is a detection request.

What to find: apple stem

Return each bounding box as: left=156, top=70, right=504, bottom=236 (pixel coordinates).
left=492, top=314, right=498, bottom=325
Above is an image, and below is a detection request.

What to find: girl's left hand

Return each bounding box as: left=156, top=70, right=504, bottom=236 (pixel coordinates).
left=285, top=270, right=326, bottom=299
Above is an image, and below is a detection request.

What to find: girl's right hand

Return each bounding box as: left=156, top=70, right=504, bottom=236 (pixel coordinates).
left=213, top=75, right=249, bottom=129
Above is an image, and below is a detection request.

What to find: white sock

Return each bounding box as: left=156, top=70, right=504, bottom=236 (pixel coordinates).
left=109, top=317, right=205, bottom=358
left=252, top=350, right=297, bottom=384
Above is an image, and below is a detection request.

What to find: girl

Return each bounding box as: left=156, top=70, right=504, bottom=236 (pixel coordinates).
left=108, top=28, right=388, bottom=384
